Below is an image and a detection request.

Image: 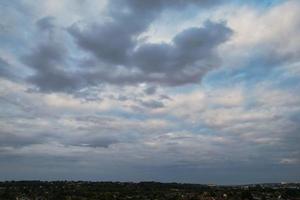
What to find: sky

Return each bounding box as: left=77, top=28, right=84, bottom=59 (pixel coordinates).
left=0, top=0, right=300, bottom=185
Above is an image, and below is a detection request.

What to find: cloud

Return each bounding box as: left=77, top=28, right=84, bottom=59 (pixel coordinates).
left=68, top=136, right=119, bottom=148
left=280, top=158, right=299, bottom=165
left=36, top=16, right=55, bottom=31
left=68, top=22, right=133, bottom=65
left=1, top=0, right=300, bottom=183
left=14, top=0, right=232, bottom=93
left=26, top=20, right=231, bottom=92
left=69, top=0, right=224, bottom=63
left=0, top=76, right=300, bottom=182
left=131, top=21, right=232, bottom=84
left=219, top=0, right=300, bottom=69
left=0, top=131, right=44, bottom=148
left=144, top=86, right=157, bottom=95
left=0, top=57, right=14, bottom=79
left=22, top=34, right=82, bottom=92
left=139, top=99, right=164, bottom=109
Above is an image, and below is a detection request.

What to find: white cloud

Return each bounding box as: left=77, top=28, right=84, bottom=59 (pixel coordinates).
left=218, top=0, right=300, bottom=67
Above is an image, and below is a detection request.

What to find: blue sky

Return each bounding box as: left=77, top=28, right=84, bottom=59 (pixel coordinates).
left=0, top=0, right=300, bottom=184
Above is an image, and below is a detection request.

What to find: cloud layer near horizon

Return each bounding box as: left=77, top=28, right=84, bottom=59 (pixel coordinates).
left=0, top=0, right=300, bottom=184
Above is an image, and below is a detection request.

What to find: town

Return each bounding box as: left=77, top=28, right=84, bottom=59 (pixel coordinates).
left=0, top=181, right=299, bottom=200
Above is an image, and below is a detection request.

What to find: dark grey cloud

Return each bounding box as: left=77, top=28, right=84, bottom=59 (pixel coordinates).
left=0, top=56, right=26, bottom=83
left=69, top=0, right=223, bottom=64
left=69, top=136, right=119, bottom=148
left=0, top=57, right=25, bottom=83
left=18, top=0, right=231, bottom=93
left=160, top=94, right=172, bottom=100
left=28, top=69, right=80, bottom=92
left=139, top=99, right=164, bottom=109
left=68, top=22, right=133, bottom=65
left=23, top=42, right=65, bottom=71
left=0, top=57, right=14, bottom=79
left=36, top=16, right=55, bottom=32
left=71, top=21, right=232, bottom=88
left=131, top=21, right=232, bottom=79
left=68, top=0, right=166, bottom=65
left=144, top=86, right=157, bottom=95
left=22, top=41, right=83, bottom=92
left=0, top=131, right=43, bottom=148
